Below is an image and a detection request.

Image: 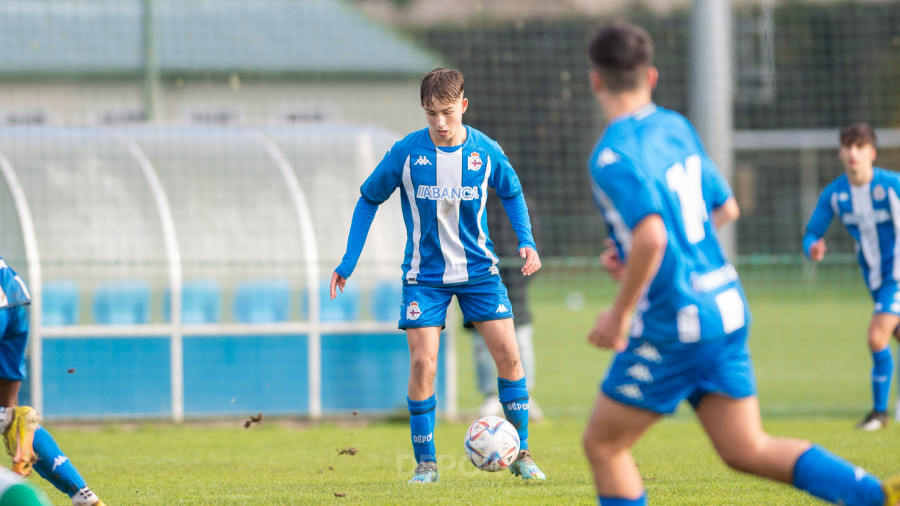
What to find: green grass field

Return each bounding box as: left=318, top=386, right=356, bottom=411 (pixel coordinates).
left=23, top=271, right=900, bottom=505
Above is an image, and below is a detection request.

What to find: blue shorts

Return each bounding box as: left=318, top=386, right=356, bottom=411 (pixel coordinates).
left=0, top=304, right=29, bottom=381
left=872, top=283, right=900, bottom=316
left=399, top=276, right=513, bottom=329
left=601, top=327, right=756, bottom=415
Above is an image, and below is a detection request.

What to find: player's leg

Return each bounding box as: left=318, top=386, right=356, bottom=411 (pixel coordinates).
left=858, top=311, right=900, bottom=429
left=582, top=392, right=659, bottom=504
left=696, top=393, right=888, bottom=505
left=406, top=326, right=442, bottom=483
left=472, top=318, right=545, bottom=479
left=400, top=283, right=453, bottom=484
left=0, top=306, right=103, bottom=505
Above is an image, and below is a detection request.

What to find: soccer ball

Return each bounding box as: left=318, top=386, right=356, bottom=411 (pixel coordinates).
left=463, top=415, right=520, bottom=472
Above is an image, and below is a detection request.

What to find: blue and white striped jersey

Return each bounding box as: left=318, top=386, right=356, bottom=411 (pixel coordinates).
left=0, top=258, right=30, bottom=309
left=803, top=168, right=900, bottom=291
left=360, top=126, right=534, bottom=286
left=588, top=103, right=750, bottom=343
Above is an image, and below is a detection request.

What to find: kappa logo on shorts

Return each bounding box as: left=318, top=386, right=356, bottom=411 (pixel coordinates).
left=633, top=342, right=662, bottom=363
left=496, top=304, right=509, bottom=313
left=625, top=363, right=653, bottom=383
left=407, top=301, right=422, bottom=320
left=616, top=384, right=643, bottom=401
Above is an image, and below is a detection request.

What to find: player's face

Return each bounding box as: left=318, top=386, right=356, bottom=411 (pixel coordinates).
left=838, top=141, right=877, bottom=186
left=424, top=96, right=468, bottom=147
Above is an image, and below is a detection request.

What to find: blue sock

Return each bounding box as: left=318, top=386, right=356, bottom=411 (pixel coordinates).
left=597, top=492, right=647, bottom=505
left=792, top=444, right=883, bottom=505
left=33, top=427, right=87, bottom=496
left=872, top=347, right=893, bottom=412
left=498, top=376, right=529, bottom=450
left=408, top=396, right=436, bottom=463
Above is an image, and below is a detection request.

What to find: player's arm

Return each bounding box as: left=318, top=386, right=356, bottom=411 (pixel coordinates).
left=499, top=193, right=540, bottom=276
left=712, top=197, right=739, bottom=229
left=331, top=197, right=379, bottom=299
left=802, top=188, right=835, bottom=262
left=589, top=214, right=667, bottom=350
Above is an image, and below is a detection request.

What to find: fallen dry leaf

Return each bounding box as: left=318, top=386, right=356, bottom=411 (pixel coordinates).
left=333, top=491, right=346, bottom=497
left=243, top=412, right=263, bottom=429
left=337, top=447, right=358, bottom=455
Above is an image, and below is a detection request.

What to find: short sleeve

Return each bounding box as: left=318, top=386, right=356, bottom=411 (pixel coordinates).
left=592, top=154, right=662, bottom=229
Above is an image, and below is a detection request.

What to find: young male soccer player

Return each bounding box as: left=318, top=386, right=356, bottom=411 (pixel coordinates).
left=0, top=258, right=104, bottom=506
left=330, top=68, right=545, bottom=484
left=582, top=21, right=900, bottom=505
left=803, top=123, right=900, bottom=431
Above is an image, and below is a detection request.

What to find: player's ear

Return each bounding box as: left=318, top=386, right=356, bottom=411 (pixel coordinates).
left=647, top=66, right=659, bottom=91
left=460, top=97, right=469, bottom=114
left=589, top=68, right=603, bottom=94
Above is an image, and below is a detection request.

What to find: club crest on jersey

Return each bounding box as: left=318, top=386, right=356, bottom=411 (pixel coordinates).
left=467, top=152, right=483, bottom=171
left=406, top=301, right=422, bottom=320
left=873, top=184, right=886, bottom=201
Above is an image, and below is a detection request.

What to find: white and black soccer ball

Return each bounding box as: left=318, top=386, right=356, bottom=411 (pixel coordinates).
left=463, top=415, right=520, bottom=472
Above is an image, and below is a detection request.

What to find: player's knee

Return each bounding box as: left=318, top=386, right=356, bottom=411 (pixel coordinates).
left=582, top=425, right=613, bottom=461
left=409, top=355, right=438, bottom=378
left=716, top=441, right=764, bottom=474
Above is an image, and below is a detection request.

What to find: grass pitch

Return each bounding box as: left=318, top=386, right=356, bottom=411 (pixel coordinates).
left=23, top=271, right=900, bottom=504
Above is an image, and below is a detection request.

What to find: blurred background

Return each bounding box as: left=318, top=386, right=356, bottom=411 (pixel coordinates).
left=0, top=0, right=897, bottom=422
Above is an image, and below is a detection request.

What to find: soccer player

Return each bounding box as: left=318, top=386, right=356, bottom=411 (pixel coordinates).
left=803, top=123, right=900, bottom=431
left=0, top=258, right=105, bottom=506
left=330, top=67, right=545, bottom=484
left=582, top=21, right=900, bottom=506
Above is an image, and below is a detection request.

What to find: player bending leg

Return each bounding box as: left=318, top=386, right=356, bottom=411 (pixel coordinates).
left=803, top=122, right=900, bottom=431
left=0, top=258, right=104, bottom=505
left=582, top=21, right=900, bottom=505
left=330, top=67, right=545, bottom=483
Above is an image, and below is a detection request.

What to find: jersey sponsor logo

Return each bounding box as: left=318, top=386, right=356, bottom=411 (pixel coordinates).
left=874, top=184, right=886, bottom=201
left=496, top=304, right=509, bottom=313
left=467, top=152, right=483, bottom=171
left=691, top=264, right=738, bottom=293
left=415, top=185, right=480, bottom=201
left=616, top=384, right=643, bottom=401
left=406, top=301, right=422, bottom=320
left=413, top=155, right=431, bottom=165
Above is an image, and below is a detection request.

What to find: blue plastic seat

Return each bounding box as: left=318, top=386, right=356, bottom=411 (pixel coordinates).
left=164, top=280, right=222, bottom=324
left=233, top=279, right=291, bottom=323
left=92, top=280, right=151, bottom=325
left=41, top=280, right=80, bottom=325
left=370, top=279, right=401, bottom=323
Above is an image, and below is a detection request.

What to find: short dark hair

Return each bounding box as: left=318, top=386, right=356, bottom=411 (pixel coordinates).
left=420, top=68, right=465, bottom=107
left=587, top=21, right=654, bottom=92
left=840, top=122, right=877, bottom=148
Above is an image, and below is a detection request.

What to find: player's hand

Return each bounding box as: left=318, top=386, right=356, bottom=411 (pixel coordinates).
left=519, top=247, right=541, bottom=276
left=809, top=238, right=827, bottom=262
left=588, top=307, right=629, bottom=351
left=330, top=271, right=347, bottom=300
left=599, top=238, right=625, bottom=281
